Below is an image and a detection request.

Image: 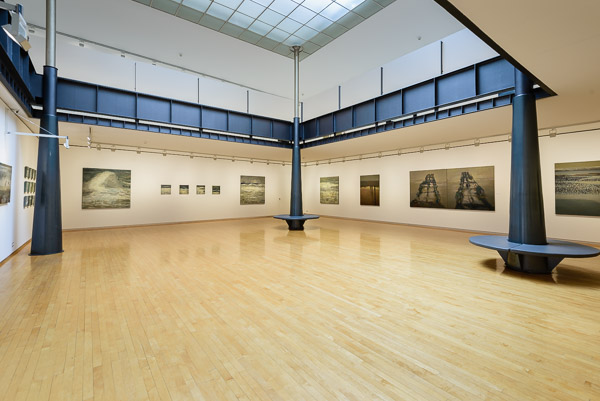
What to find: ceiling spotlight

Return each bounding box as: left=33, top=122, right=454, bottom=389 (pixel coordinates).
left=96, top=144, right=101, bottom=151
left=281, top=161, right=285, bottom=166
left=549, top=128, right=557, bottom=138
left=445, top=143, right=450, bottom=150
left=474, top=138, right=480, bottom=147
left=508, top=135, right=512, bottom=143
left=231, top=157, right=235, bottom=162
left=250, top=159, right=254, bottom=164
left=378, top=153, right=382, bottom=158
left=303, top=163, right=307, bottom=167
left=111, top=146, right=116, bottom=152
left=419, top=147, right=424, bottom=153
left=213, top=155, right=216, bottom=160
left=267, top=161, right=270, bottom=165
left=163, top=151, right=167, bottom=157
left=120, top=53, right=125, bottom=58
left=79, top=41, right=84, bottom=47
left=189, top=153, right=193, bottom=159
left=137, top=148, right=141, bottom=154
left=397, top=150, right=401, bottom=156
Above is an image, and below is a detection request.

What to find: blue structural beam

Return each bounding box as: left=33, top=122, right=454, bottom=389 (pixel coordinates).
left=37, top=77, right=293, bottom=147
left=0, top=11, right=40, bottom=116
left=301, top=57, right=551, bottom=148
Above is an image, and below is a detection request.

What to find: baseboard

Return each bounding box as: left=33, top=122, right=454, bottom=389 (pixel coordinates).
left=0, top=239, right=31, bottom=267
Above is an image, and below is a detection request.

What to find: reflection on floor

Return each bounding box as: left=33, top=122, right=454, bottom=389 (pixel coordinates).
left=0, top=217, right=598, bottom=400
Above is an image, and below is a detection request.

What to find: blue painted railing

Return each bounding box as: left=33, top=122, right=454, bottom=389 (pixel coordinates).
left=0, top=8, right=552, bottom=149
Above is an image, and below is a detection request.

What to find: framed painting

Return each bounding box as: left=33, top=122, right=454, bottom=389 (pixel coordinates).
left=0, top=163, right=12, bottom=205
left=240, top=176, right=265, bottom=205
left=212, top=185, right=220, bottom=195
left=161, top=185, right=171, bottom=195
left=447, top=166, right=495, bottom=210
left=196, top=185, right=205, bottom=195
left=555, top=160, right=600, bottom=216
left=320, top=176, right=339, bottom=204
left=179, top=185, right=189, bottom=195
left=410, top=169, right=447, bottom=208
left=82, top=168, right=131, bottom=209
left=360, top=174, right=380, bottom=206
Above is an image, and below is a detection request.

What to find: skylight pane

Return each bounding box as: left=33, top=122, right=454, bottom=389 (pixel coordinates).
left=269, top=0, right=298, bottom=15
left=289, top=6, right=315, bottom=24
left=252, top=0, right=273, bottom=6
left=183, top=0, right=211, bottom=12
left=283, top=35, right=304, bottom=45
left=229, top=11, right=254, bottom=27
left=306, top=14, right=333, bottom=30
left=294, top=25, right=318, bottom=40
left=237, top=0, right=266, bottom=17
left=207, top=3, right=236, bottom=19
left=266, top=27, right=289, bottom=41
left=334, top=0, right=363, bottom=10
left=258, top=9, right=285, bottom=25
left=277, top=18, right=302, bottom=33
left=321, top=2, right=347, bottom=21
left=300, top=0, right=331, bottom=13
left=216, top=0, right=244, bottom=10
left=248, top=19, right=274, bottom=35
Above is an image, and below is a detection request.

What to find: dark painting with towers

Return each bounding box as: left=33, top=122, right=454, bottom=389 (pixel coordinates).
left=410, top=166, right=494, bottom=211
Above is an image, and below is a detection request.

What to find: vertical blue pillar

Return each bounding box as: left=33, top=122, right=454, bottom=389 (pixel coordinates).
left=31, top=0, right=62, bottom=255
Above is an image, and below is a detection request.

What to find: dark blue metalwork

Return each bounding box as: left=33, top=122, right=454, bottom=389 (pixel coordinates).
left=290, top=117, right=302, bottom=217
left=45, top=77, right=293, bottom=146
left=509, top=71, right=546, bottom=245
left=31, top=66, right=63, bottom=255
left=469, top=70, right=599, bottom=273
left=301, top=57, right=520, bottom=144
left=0, top=10, right=39, bottom=115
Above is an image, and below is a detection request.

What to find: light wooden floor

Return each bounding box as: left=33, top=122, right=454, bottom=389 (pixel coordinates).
left=0, top=217, right=599, bottom=401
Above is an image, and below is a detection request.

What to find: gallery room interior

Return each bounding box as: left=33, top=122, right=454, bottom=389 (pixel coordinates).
left=0, top=0, right=599, bottom=399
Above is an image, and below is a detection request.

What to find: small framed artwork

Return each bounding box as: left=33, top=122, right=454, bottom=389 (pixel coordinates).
left=161, top=185, right=171, bottom=195
left=32, top=169, right=36, bottom=180
left=196, top=185, right=205, bottom=195
left=0, top=163, right=13, bottom=205
left=212, top=185, right=220, bottom=195
left=179, top=185, right=189, bottom=195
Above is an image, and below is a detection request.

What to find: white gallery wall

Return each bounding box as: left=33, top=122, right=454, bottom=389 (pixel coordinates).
left=0, top=105, right=38, bottom=262
left=302, top=123, right=600, bottom=244
left=60, top=146, right=291, bottom=230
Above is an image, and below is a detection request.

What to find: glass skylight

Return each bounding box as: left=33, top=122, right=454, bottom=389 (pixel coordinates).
left=133, top=0, right=395, bottom=58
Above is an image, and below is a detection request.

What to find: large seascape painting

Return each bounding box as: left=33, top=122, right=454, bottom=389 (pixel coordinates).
left=555, top=160, right=600, bottom=216
left=0, top=163, right=12, bottom=205
left=447, top=166, right=494, bottom=210
left=360, top=175, right=380, bottom=206
left=320, top=176, right=339, bottom=204
left=410, top=166, right=494, bottom=211
left=82, top=168, right=131, bottom=209
left=240, top=176, right=265, bottom=205
left=410, top=169, right=447, bottom=208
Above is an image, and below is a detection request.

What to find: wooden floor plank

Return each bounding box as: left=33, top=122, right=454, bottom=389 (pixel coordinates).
left=0, top=217, right=598, bottom=400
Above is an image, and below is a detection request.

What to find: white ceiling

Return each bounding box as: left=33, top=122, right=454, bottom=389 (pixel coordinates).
left=18, top=0, right=463, bottom=99
left=13, top=0, right=600, bottom=162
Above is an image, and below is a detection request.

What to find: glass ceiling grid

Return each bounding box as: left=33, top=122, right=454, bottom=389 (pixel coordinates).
left=138, top=0, right=395, bottom=58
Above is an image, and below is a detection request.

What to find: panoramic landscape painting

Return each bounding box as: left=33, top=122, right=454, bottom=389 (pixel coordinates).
left=360, top=175, right=380, bottom=206
left=320, top=176, right=339, bottom=204
left=447, top=166, right=495, bottom=210
left=179, top=185, right=189, bottom=195
left=0, top=163, right=12, bottom=205
left=240, top=176, right=265, bottom=205
left=212, top=186, right=220, bottom=195
left=161, top=185, right=171, bottom=195
left=196, top=185, right=205, bottom=195
left=82, top=168, right=131, bottom=209
left=410, top=169, right=447, bottom=208
left=555, top=160, right=600, bottom=216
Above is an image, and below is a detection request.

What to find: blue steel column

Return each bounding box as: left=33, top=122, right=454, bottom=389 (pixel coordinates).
left=31, top=0, right=62, bottom=255
left=288, top=46, right=303, bottom=229
left=506, top=70, right=547, bottom=270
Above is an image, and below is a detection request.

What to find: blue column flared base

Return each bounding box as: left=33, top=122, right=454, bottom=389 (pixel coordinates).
left=470, top=235, right=600, bottom=274
left=274, top=214, right=320, bottom=231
